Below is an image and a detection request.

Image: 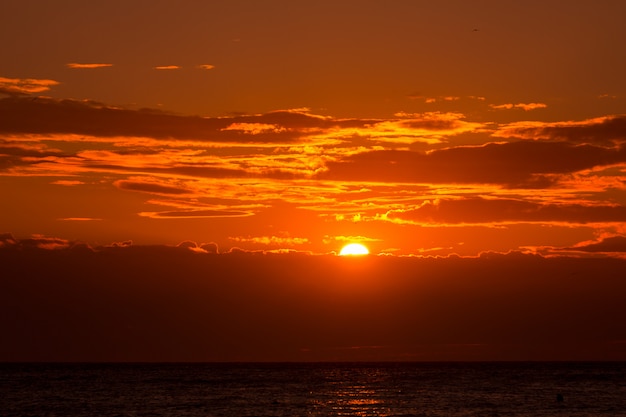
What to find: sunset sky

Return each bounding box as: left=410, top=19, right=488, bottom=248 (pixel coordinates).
left=2, top=1, right=626, bottom=362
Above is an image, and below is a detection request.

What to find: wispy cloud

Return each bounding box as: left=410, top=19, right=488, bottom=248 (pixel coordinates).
left=140, top=209, right=253, bottom=219
left=197, top=64, right=215, bottom=70
left=229, top=234, right=310, bottom=246
left=0, top=76, right=59, bottom=95
left=154, top=65, right=181, bottom=70
left=51, top=180, right=84, bottom=186
left=221, top=123, right=287, bottom=135
left=66, top=63, right=113, bottom=69
left=58, top=217, right=102, bottom=221
left=323, top=235, right=381, bottom=244
left=490, top=102, right=547, bottom=111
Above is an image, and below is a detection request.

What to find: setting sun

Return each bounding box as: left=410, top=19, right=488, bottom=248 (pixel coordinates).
left=339, top=243, right=370, bottom=256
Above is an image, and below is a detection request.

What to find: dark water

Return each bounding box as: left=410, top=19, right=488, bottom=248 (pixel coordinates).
left=2, top=362, right=625, bottom=416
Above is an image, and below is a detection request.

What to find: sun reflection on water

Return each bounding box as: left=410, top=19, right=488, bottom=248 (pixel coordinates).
left=311, top=368, right=395, bottom=416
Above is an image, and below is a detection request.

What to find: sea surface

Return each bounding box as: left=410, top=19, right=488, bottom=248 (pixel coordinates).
left=1, top=362, right=625, bottom=416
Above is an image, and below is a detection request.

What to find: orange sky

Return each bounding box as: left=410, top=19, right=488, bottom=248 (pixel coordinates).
left=2, top=1, right=626, bottom=361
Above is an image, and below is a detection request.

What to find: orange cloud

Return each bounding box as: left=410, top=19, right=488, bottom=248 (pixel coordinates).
left=490, top=102, right=547, bottom=111
left=421, top=96, right=461, bottom=103
left=58, top=217, right=102, bottom=221
left=0, top=77, right=59, bottom=95
left=323, top=235, right=381, bottom=244
left=154, top=65, right=181, bottom=70
left=197, top=64, right=215, bottom=70
left=229, top=234, right=310, bottom=246
left=51, top=180, right=84, bottom=186
left=66, top=63, right=113, bottom=69
left=221, top=123, right=287, bottom=135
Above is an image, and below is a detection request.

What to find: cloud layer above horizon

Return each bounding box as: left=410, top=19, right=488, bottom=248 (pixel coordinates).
left=1, top=85, right=626, bottom=255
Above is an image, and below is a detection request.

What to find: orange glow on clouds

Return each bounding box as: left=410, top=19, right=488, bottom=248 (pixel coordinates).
left=0, top=77, right=59, bottom=94
left=0, top=15, right=624, bottom=254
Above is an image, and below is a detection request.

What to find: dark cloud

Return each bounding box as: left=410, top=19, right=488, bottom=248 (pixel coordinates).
left=0, top=234, right=73, bottom=250
left=498, top=115, right=626, bottom=146
left=114, top=180, right=191, bottom=195
left=566, top=235, right=626, bottom=253
left=85, top=163, right=249, bottom=180
left=387, top=197, right=626, bottom=224
left=318, top=141, right=626, bottom=187
left=0, top=143, right=67, bottom=170
left=0, top=97, right=373, bottom=143
left=176, top=241, right=219, bottom=253
left=200, top=242, right=219, bottom=253
left=0, top=233, right=17, bottom=247
left=2, top=245, right=626, bottom=361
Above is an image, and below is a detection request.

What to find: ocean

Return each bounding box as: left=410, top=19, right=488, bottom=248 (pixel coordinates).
left=1, top=362, right=625, bottom=416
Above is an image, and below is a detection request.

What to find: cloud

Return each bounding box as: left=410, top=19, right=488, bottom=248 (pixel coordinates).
left=66, top=63, right=113, bottom=69
left=154, top=65, right=181, bottom=70
left=393, top=111, right=482, bottom=132
left=385, top=197, right=626, bottom=225
left=0, top=142, right=67, bottom=170
left=0, top=97, right=349, bottom=143
left=419, top=96, right=461, bottom=103
left=490, top=103, right=547, bottom=111
left=494, top=115, right=626, bottom=146
left=2, top=246, right=626, bottom=361
left=0, top=76, right=59, bottom=95
left=109, top=240, right=133, bottom=248
left=565, top=235, right=626, bottom=253
left=51, top=180, right=84, bottom=186
left=197, top=64, right=215, bottom=70
left=230, top=234, right=310, bottom=246
left=318, top=141, right=626, bottom=187
left=0, top=233, right=17, bottom=247
left=323, top=235, right=381, bottom=244
left=57, top=217, right=102, bottom=221
left=139, top=209, right=253, bottom=219
left=0, top=97, right=489, bottom=150
left=0, top=234, right=73, bottom=250
left=221, top=123, right=287, bottom=135
left=114, top=179, right=192, bottom=195
left=200, top=242, right=219, bottom=253
left=354, top=112, right=485, bottom=145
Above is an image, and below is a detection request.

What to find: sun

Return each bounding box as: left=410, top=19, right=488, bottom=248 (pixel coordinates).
left=339, top=243, right=370, bottom=256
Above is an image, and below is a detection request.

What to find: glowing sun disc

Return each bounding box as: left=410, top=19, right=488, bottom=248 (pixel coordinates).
left=339, top=243, right=369, bottom=256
